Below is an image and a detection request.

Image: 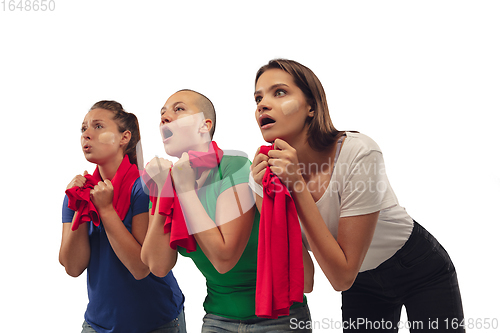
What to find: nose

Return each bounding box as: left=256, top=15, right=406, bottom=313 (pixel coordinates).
left=161, top=111, right=173, bottom=124
left=81, top=128, right=91, bottom=140
left=257, top=96, right=272, bottom=113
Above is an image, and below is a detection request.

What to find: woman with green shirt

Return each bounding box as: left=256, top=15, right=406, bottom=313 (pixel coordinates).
left=141, top=89, right=313, bottom=332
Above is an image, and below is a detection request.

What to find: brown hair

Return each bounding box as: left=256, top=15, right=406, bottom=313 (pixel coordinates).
left=255, top=59, right=342, bottom=151
left=90, top=100, right=141, bottom=165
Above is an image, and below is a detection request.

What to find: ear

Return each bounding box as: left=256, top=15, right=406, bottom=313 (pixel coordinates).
left=120, top=130, right=132, bottom=147
left=199, top=119, right=213, bottom=134
left=308, top=108, right=315, bottom=118
left=306, top=100, right=315, bottom=118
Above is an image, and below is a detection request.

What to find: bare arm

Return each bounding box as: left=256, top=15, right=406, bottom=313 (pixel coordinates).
left=293, top=182, right=378, bottom=291
left=59, top=173, right=91, bottom=277
left=140, top=157, right=179, bottom=277
left=171, top=152, right=256, bottom=274
left=91, top=180, right=151, bottom=280
left=177, top=183, right=255, bottom=274
left=59, top=215, right=90, bottom=277
left=302, top=243, right=315, bottom=293
left=254, top=139, right=378, bottom=291
left=141, top=203, right=179, bottom=278
left=99, top=208, right=151, bottom=280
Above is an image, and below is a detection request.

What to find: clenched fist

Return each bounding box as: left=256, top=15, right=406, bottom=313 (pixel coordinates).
left=145, top=156, right=173, bottom=189
left=66, top=171, right=89, bottom=190
left=90, top=180, right=114, bottom=212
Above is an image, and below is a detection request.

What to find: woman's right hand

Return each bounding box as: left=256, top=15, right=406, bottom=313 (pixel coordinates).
left=66, top=171, right=89, bottom=190
left=250, top=147, right=269, bottom=186
left=145, top=157, right=172, bottom=189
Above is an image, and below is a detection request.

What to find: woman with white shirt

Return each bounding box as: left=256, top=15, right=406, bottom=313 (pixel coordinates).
left=249, top=59, right=465, bottom=332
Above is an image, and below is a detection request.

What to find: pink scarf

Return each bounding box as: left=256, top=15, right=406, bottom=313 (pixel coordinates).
left=143, top=142, right=224, bottom=253
left=255, top=145, right=304, bottom=318
left=66, top=155, right=139, bottom=231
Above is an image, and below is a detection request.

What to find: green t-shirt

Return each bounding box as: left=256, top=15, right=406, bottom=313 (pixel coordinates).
left=154, top=154, right=306, bottom=320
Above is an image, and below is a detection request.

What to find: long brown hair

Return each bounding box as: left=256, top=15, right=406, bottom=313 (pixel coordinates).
left=255, top=59, right=342, bottom=151
left=90, top=100, right=140, bottom=165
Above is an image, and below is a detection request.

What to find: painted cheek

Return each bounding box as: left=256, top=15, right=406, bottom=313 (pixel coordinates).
left=98, top=132, right=116, bottom=145
left=175, top=113, right=203, bottom=128
left=281, top=100, right=300, bottom=116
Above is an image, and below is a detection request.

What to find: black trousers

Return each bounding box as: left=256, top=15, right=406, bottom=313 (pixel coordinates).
left=342, top=221, right=465, bottom=332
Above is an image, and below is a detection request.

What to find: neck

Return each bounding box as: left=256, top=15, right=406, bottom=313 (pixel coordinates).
left=98, top=155, right=125, bottom=180
left=288, top=136, right=336, bottom=179
left=196, top=141, right=211, bottom=152
left=182, top=140, right=211, bottom=155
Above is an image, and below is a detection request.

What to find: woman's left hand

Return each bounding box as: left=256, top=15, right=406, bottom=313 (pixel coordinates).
left=171, top=152, right=196, bottom=193
left=90, top=180, right=114, bottom=212
left=267, top=138, right=304, bottom=190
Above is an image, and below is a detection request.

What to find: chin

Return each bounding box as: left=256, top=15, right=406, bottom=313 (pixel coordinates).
left=83, top=155, right=99, bottom=165
left=163, top=143, right=183, bottom=158
left=261, top=131, right=279, bottom=144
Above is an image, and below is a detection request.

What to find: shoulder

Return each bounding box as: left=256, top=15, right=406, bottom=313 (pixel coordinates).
left=130, top=177, right=149, bottom=207
left=341, top=132, right=383, bottom=161
left=218, top=152, right=251, bottom=177
left=345, top=132, right=382, bottom=152
left=62, top=195, right=74, bottom=222
left=209, top=152, right=252, bottom=193
left=220, top=154, right=251, bottom=168
left=128, top=177, right=149, bottom=216
left=131, top=177, right=146, bottom=195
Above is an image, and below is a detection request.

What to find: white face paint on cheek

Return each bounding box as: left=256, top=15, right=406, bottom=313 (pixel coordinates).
left=281, top=100, right=300, bottom=116
left=98, top=132, right=116, bottom=145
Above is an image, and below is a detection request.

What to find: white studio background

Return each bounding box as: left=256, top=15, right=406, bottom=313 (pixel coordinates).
left=1, top=1, right=499, bottom=332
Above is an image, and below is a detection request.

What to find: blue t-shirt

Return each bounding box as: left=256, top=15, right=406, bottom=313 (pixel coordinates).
left=62, top=178, right=184, bottom=333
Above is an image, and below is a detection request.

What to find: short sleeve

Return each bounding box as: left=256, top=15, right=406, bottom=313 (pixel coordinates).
left=248, top=171, right=264, bottom=197
left=62, top=195, right=75, bottom=223
left=217, top=156, right=252, bottom=194
left=130, top=178, right=150, bottom=217
left=339, top=150, right=397, bottom=217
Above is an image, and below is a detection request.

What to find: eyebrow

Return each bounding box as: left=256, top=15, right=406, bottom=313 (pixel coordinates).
left=82, top=119, right=104, bottom=125
left=161, top=101, right=185, bottom=114
left=254, top=83, right=289, bottom=96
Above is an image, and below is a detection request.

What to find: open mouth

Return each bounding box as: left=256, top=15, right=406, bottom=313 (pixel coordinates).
left=161, top=125, right=173, bottom=141
left=259, top=115, right=276, bottom=128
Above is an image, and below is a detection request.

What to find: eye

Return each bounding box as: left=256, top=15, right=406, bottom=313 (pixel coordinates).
left=81, top=126, right=87, bottom=133
left=255, top=96, right=262, bottom=104
left=174, top=106, right=184, bottom=112
left=95, top=123, right=103, bottom=129
left=275, top=89, right=286, bottom=97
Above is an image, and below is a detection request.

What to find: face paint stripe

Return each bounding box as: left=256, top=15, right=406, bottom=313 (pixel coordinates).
left=98, top=132, right=116, bottom=145
left=281, top=100, right=300, bottom=116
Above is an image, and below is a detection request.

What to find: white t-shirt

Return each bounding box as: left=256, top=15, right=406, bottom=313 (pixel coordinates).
left=249, top=132, right=414, bottom=272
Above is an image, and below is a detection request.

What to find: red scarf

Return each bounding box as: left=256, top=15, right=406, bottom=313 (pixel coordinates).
left=143, top=141, right=224, bottom=253
left=66, top=155, right=139, bottom=231
left=255, top=145, right=304, bottom=319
